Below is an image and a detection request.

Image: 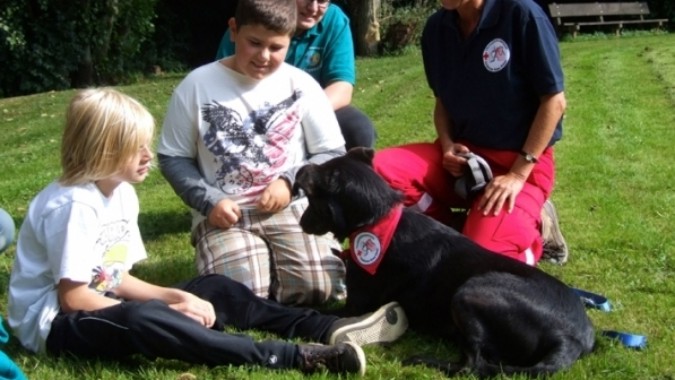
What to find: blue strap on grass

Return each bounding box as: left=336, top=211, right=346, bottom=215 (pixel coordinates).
left=571, top=287, right=647, bottom=350
left=601, top=330, right=648, bottom=350
left=572, top=287, right=612, bottom=311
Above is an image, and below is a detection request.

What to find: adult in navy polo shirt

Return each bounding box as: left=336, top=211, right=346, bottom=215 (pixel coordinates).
left=216, top=0, right=376, bottom=150
left=373, top=0, right=566, bottom=266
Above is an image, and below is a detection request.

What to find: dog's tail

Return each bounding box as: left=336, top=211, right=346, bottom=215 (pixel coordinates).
left=404, top=356, right=565, bottom=378
left=471, top=338, right=591, bottom=378
left=404, top=340, right=587, bottom=378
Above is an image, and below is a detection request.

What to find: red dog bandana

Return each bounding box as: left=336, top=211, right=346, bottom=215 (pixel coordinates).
left=343, top=205, right=403, bottom=275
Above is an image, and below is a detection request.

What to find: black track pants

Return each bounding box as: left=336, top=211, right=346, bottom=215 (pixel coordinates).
left=46, top=274, right=338, bottom=369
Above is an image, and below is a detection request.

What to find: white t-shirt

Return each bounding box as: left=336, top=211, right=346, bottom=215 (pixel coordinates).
left=8, top=181, right=147, bottom=353
left=158, top=61, right=345, bottom=225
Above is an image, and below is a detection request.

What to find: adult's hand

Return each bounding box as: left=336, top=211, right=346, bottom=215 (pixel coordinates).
left=479, top=172, right=527, bottom=215
left=441, top=142, right=471, bottom=177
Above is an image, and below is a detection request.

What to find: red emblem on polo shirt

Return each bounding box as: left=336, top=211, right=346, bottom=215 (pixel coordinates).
left=483, top=38, right=510, bottom=73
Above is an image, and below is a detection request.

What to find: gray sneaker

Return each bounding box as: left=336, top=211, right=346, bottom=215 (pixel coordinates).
left=328, top=301, right=408, bottom=346
left=541, top=199, right=569, bottom=264
left=297, top=342, right=366, bottom=376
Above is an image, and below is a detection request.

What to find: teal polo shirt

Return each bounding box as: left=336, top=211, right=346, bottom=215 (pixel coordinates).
left=215, top=4, right=355, bottom=87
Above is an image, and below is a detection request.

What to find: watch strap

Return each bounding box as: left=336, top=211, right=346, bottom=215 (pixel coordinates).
left=520, top=150, right=538, bottom=163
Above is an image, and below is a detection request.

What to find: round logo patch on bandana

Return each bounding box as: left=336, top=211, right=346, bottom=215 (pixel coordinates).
left=353, top=232, right=381, bottom=266
left=482, top=38, right=510, bottom=72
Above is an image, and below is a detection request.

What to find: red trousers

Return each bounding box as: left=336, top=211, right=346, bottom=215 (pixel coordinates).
left=373, top=141, right=555, bottom=265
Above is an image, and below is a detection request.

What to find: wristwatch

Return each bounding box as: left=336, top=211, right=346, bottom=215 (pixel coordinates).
left=520, top=150, right=538, bottom=164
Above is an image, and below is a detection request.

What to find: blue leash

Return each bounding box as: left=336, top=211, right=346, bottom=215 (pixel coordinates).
left=571, top=288, right=647, bottom=350
left=573, top=287, right=612, bottom=312
left=600, top=330, right=648, bottom=349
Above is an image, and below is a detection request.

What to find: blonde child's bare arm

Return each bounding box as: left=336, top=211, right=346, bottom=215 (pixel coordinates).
left=57, top=279, right=121, bottom=313
left=113, top=273, right=216, bottom=328
left=323, top=81, right=353, bottom=111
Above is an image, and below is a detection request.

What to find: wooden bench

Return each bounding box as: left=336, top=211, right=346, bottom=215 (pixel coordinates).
left=548, top=2, right=669, bottom=37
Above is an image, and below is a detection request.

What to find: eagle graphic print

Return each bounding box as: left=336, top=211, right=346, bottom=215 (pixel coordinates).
left=202, top=90, right=302, bottom=197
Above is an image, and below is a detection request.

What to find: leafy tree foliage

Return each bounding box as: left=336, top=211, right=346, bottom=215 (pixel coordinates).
left=0, top=0, right=156, bottom=97
left=1, top=0, right=670, bottom=98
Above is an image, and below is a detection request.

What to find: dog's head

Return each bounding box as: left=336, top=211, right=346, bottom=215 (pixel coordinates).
left=294, top=147, right=403, bottom=241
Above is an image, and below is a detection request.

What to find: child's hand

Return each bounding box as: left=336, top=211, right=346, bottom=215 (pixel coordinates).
left=169, top=294, right=216, bottom=328
left=208, top=198, right=241, bottom=229
left=257, top=178, right=291, bottom=213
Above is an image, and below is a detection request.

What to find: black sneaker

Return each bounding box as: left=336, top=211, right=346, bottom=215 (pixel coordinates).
left=541, top=199, right=569, bottom=264
left=296, top=342, right=366, bottom=376
left=328, top=301, right=408, bottom=346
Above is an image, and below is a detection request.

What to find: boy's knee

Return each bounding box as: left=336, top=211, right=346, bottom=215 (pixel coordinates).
left=273, top=263, right=346, bottom=306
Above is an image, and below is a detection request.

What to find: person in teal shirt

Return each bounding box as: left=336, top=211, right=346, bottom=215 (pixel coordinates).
left=216, top=0, right=376, bottom=149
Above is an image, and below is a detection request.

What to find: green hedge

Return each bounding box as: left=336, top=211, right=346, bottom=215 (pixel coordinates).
left=0, top=0, right=157, bottom=98
left=1, top=0, right=671, bottom=98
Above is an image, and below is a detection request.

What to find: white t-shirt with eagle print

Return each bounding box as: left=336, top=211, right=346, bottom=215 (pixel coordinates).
left=158, top=61, right=345, bottom=224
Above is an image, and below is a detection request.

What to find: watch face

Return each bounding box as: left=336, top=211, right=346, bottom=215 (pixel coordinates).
left=521, top=151, right=537, bottom=163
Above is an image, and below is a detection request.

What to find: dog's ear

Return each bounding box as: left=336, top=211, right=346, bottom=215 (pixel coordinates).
left=293, top=164, right=314, bottom=197
left=346, top=147, right=375, bottom=166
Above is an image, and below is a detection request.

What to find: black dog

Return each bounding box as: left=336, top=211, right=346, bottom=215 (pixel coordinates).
left=294, top=148, right=595, bottom=378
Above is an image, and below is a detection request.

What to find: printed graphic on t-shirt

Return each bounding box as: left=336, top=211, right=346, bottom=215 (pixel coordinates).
left=201, top=91, right=302, bottom=195
left=89, top=220, right=130, bottom=293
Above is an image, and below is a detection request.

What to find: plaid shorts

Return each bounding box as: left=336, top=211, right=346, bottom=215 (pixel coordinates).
left=192, top=198, right=347, bottom=306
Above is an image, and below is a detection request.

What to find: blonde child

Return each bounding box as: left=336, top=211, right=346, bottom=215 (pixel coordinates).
left=8, top=87, right=407, bottom=375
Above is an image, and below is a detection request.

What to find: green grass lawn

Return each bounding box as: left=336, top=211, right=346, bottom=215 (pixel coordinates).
left=0, top=33, right=674, bottom=379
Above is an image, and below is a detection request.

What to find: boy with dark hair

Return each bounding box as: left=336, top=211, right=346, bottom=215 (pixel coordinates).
left=216, top=0, right=376, bottom=150
left=159, top=0, right=349, bottom=306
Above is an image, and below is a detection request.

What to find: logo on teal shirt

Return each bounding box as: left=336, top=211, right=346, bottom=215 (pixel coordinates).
left=305, top=47, right=323, bottom=69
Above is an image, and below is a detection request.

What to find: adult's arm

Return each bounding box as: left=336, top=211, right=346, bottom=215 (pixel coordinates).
left=510, top=91, right=566, bottom=180
left=318, top=5, right=356, bottom=109
left=324, top=80, right=353, bottom=110
left=480, top=92, right=566, bottom=215
left=434, top=98, right=470, bottom=177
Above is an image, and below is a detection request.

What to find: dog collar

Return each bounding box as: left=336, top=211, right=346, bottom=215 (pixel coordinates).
left=343, top=204, right=403, bottom=275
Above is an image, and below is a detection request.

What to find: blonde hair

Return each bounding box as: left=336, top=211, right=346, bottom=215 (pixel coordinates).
left=59, top=88, right=155, bottom=186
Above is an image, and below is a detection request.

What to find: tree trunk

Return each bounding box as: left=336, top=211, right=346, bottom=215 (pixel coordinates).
left=349, top=0, right=381, bottom=56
